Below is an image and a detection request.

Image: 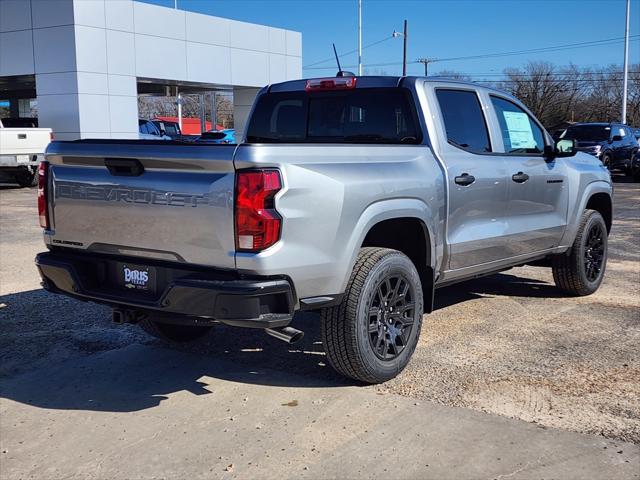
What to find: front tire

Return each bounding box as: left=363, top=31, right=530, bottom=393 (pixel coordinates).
left=139, top=317, right=212, bottom=342
left=15, top=169, right=36, bottom=187
left=321, top=247, right=423, bottom=384
left=601, top=152, right=612, bottom=169
left=552, top=209, right=608, bottom=296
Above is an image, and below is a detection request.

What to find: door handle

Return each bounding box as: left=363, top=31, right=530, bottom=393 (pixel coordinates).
left=512, top=172, right=529, bottom=183
left=454, top=173, right=475, bottom=186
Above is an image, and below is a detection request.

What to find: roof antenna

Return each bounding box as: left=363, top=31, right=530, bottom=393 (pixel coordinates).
left=333, top=43, right=343, bottom=75
left=333, top=43, right=355, bottom=77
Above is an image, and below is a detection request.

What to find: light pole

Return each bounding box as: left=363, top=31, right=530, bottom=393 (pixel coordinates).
left=358, top=0, right=362, bottom=76
left=402, top=20, right=407, bottom=76
left=621, top=0, right=630, bottom=124
left=392, top=21, right=408, bottom=76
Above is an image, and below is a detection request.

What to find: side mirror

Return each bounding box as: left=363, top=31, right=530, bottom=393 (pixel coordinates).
left=611, top=135, right=622, bottom=142
left=159, top=128, right=166, bottom=136
left=546, top=138, right=578, bottom=159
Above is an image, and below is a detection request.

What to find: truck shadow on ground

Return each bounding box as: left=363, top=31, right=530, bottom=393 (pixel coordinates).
left=434, top=270, right=568, bottom=310
left=0, top=289, right=350, bottom=413
left=0, top=269, right=565, bottom=413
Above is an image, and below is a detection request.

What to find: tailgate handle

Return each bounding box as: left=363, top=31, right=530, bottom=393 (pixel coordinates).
left=104, top=158, right=144, bottom=177
left=18, top=133, right=27, bottom=139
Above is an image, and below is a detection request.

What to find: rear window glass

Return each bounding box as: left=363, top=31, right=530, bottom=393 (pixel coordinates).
left=436, top=89, right=491, bottom=154
left=246, top=88, right=421, bottom=144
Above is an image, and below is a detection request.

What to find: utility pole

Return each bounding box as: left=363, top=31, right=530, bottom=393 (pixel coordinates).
left=402, top=19, right=407, bottom=76
left=358, top=0, right=362, bottom=76
left=621, top=0, right=630, bottom=124
left=416, top=58, right=435, bottom=76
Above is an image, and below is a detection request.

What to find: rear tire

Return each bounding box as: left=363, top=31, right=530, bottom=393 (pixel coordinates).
left=552, top=209, right=608, bottom=296
left=320, top=247, right=423, bottom=384
left=139, top=317, right=212, bottom=342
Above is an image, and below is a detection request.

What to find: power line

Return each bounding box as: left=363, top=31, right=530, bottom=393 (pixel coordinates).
left=432, top=35, right=640, bottom=63
left=304, top=35, right=640, bottom=71
left=303, top=36, right=394, bottom=68
left=471, top=76, right=640, bottom=84
left=444, top=70, right=640, bottom=78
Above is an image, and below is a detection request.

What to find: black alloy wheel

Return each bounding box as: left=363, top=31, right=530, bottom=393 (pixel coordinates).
left=367, top=274, right=416, bottom=361
left=584, top=222, right=605, bottom=282
left=552, top=209, right=608, bottom=296
left=320, top=247, right=424, bottom=384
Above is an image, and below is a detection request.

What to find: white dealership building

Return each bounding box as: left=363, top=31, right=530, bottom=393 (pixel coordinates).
left=0, top=0, right=302, bottom=140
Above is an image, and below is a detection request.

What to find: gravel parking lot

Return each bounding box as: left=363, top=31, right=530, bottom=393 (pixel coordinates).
left=0, top=178, right=638, bottom=478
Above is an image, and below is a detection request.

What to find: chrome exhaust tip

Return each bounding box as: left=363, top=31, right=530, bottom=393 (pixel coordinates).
left=265, top=326, right=304, bottom=344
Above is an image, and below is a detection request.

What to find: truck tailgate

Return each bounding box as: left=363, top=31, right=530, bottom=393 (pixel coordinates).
left=0, top=128, right=51, bottom=155
left=45, top=141, right=236, bottom=268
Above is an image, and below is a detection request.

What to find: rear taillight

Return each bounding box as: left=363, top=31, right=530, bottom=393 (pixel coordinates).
left=235, top=170, right=282, bottom=252
left=37, top=161, right=49, bottom=229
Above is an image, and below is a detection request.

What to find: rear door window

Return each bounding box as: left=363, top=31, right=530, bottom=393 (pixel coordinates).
left=435, top=89, right=491, bottom=154
left=490, top=96, right=545, bottom=154
left=246, top=88, right=421, bottom=144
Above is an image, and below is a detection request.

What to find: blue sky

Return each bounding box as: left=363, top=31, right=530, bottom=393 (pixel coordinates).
left=141, top=0, right=639, bottom=77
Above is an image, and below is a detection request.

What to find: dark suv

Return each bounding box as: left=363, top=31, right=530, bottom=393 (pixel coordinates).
left=562, top=122, right=639, bottom=176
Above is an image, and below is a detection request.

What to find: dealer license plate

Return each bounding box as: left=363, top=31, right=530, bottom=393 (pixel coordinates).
left=117, top=263, right=156, bottom=294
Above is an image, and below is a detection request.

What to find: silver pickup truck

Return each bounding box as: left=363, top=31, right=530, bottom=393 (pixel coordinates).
left=36, top=76, right=612, bottom=383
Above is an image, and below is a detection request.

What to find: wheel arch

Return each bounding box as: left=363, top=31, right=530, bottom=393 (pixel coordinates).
left=586, top=192, right=612, bottom=233
left=350, top=201, right=437, bottom=312
left=560, top=180, right=613, bottom=247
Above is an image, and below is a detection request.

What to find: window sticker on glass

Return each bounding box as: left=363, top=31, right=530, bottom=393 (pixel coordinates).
left=503, top=111, right=536, bottom=149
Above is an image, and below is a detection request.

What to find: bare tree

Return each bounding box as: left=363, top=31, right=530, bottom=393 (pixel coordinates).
left=496, top=62, right=570, bottom=127
left=491, top=62, right=640, bottom=128
left=433, top=70, right=471, bottom=81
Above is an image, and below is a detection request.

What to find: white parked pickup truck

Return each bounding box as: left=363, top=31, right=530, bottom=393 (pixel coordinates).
left=0, top=119, right=52, bottom=187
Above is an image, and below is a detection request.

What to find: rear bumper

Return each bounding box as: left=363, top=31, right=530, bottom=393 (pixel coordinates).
left=0, top=154, right=41, bottom=167
left=36, top=250, right=295, bottom=328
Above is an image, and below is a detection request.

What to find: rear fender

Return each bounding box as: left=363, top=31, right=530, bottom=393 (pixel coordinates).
left=340, top=198, right=438, bottom=304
